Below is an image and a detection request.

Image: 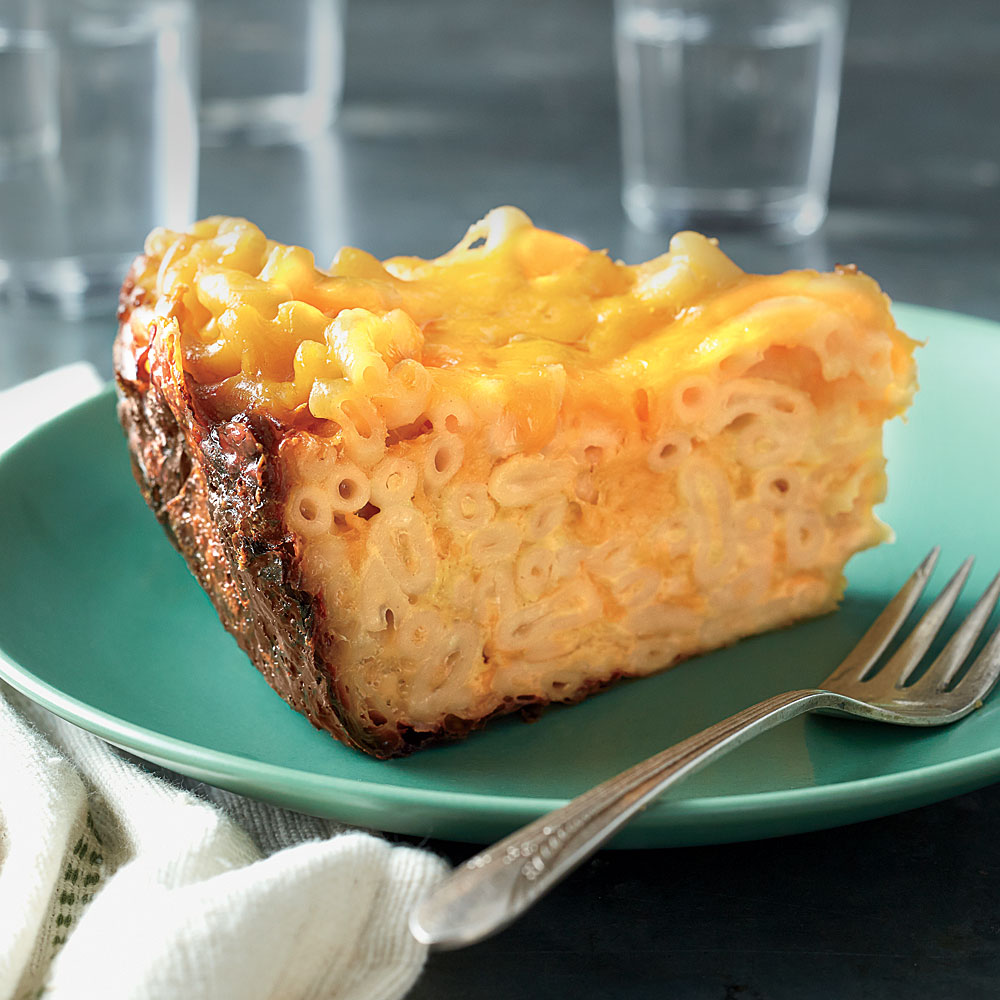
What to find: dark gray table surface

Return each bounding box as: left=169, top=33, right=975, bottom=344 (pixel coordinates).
left=3, top=1, right=999, bottom=996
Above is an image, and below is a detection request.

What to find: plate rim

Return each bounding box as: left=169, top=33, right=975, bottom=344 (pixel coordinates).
left=2, top=300, right=1000, bottom=843
left=3, top=636, right=1000, bottom=825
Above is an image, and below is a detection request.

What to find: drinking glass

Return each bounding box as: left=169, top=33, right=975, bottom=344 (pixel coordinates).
left=614, top=0, right=847, bottom=239
left=197, top=0, right=344, bottom=146
left=0, top=0, right=198, bottom=318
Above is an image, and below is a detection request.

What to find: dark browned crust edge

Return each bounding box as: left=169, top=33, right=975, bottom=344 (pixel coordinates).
left=114, top=274, right=369, bottom=750
left=114, top=260, right=603, bottom=758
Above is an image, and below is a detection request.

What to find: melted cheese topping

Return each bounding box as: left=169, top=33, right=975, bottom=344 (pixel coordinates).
left=131, top=206, right=914, bottom=454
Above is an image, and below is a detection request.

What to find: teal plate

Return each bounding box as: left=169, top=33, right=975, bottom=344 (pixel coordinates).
left=1, top=303, right=999, bottom=847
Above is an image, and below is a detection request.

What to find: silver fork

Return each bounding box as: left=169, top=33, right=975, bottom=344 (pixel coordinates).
left=410, top=548, right=1000, bottom=950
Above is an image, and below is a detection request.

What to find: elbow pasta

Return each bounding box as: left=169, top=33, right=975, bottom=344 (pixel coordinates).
left=126, top=207, right=918, bottom=736
left=370, top=455, right=419, bottom=508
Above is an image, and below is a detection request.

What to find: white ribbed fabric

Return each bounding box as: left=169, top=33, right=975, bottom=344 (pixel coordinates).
left=0, top=368, right=449, bottom=1000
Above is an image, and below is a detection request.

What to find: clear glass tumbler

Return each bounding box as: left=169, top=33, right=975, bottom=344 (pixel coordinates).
left=197, top=0, right=344, bottom=146
left=614, top=0, right=846, bottom=239
left=0, top=0, right=199, bottom=317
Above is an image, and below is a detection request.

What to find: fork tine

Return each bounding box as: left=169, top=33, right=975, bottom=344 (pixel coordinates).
left=948, top=590, right=1000, bottom=703
left=826, top=546, right=940, bottom=684
left=915, top=569, right=1000, bottom=692
left=878, top=555, right=975, bottom=688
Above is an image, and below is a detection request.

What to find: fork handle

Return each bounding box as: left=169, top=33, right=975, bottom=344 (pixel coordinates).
left=411, top=687, right=843, bottom=949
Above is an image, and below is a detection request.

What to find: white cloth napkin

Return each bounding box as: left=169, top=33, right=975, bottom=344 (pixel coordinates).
left=0, top=367, right=449, bottom=1000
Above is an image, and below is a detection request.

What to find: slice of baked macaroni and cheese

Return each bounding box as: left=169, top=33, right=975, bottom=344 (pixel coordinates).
left=114, top=208, right=917, bottom=757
